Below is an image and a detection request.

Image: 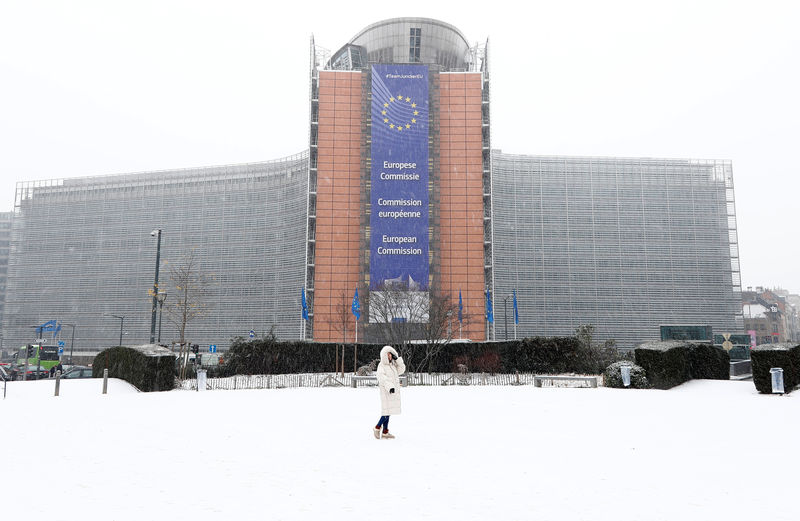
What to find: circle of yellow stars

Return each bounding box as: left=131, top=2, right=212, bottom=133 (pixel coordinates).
left=381, top=94, right=421, bottom=132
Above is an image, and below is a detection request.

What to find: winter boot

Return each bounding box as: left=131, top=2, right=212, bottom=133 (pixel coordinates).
left=373, top=426, right=381, bottom=439
left=382, top=430, right=395, bottom=439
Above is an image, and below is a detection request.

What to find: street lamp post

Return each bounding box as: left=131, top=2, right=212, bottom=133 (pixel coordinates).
left=62, top=323, right=76, bottom=364
left=105, top=314, right=124, bottom=346
left=157, top=291, right=167, bottom=343
left=149, top=229, right=162, bottom=344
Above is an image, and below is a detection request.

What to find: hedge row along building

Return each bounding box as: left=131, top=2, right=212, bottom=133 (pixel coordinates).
left=1, top=18, right=743, bottom=356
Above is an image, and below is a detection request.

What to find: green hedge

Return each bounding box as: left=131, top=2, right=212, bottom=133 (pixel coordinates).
left=635, top=341, right=691, bottom=390
left=687, top=343, right=730, bottom=381
left=93, top=345, right=176, bottom=392
left=221, top=336, right=622, bottom=376
left=751, top=343, right=800, bottom=394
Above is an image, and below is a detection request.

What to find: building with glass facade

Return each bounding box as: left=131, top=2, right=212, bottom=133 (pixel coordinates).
left=491, top=154, right=742, bottom=347
left=3, top=157, right=307, bottom=355
left=0, top=18, right=743, bottom=356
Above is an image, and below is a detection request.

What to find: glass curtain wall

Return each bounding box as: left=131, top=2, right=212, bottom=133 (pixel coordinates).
left=491, top=153, right=743, bottom=348
left=3, top=154, right=308, bottom=355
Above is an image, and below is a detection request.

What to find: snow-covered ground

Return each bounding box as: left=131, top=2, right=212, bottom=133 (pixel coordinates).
left=1, top=377, right=796, bottom=520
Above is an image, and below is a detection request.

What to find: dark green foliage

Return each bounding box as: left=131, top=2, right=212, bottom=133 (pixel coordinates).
left=93, top=346, right=176, bottom=392
left=751, top=343, right=800, bottom=394
left=635, top=341, right=691, bottom=390
left=687, top=343, right=730, bottom=380
left=221, top=335, right=627, bottom=376
left=603, top=361, right=650, bottom=389
left=221, top=334, right=386, bottom=376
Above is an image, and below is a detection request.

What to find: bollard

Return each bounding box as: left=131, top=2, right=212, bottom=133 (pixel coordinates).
left=197, top=369, right=207, bottom=392
left=54, top=371, right=61, bottom=397
left=620, top=365, right=631, bottom=387
left=102, top=368, right=109, bottom=394
left=770, top=367, right=785, bottom=394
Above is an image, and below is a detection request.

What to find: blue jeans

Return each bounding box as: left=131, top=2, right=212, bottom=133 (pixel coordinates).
left=376, top=415, right=390, bottom=430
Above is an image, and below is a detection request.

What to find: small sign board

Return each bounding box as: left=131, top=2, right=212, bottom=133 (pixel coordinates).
left=200, top=353, right=220, bottom=367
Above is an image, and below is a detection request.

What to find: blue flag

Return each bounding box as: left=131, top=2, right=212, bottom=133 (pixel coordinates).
left=458, top=289, right=463, bottom=323
left=513, top=289, right=519, bottom=325
left=486, top=289, right=494, bottom=324
left=352, top=288, right=361, bottom=321
left=38, top=319, right=58, bottom=332
left=301, top=287, right=309, bottom=321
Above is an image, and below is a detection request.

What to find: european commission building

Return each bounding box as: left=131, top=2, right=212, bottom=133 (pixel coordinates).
left=0, top=18, right=742, bottom=356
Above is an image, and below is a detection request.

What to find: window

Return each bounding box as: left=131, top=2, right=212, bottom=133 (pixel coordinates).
left=409, top=28, right=421, bottom=62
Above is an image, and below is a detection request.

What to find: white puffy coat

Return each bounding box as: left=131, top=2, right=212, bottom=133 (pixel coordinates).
left=376, top=345, right=405, bottom=415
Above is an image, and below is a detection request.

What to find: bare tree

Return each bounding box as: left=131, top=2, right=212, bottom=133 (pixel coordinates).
left=367, top=284, right=461, bottom=372
left=324, top=289, right=353, bottom=377
left=418, top=288, right=463, bottom=373
left=165, top=250, right=214, bottom=378
left=367, top=283, right=427, bottom=363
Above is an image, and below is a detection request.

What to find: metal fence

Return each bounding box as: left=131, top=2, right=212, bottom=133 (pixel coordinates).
left=177, top=372, right=602, bottom=391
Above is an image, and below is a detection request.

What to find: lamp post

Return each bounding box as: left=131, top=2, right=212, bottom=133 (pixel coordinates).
left=149, top=229, right=162, bottom=344
left=62, top=323, right=76, bottom=364
left=157, top=291, right=167, bottom=343
left=105, top=314, right=124, bottom=346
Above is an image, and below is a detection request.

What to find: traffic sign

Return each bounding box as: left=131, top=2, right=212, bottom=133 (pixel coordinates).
left=58, top=347, right=64, bottom=354
left=209, top=344, right=217, bottom=353
left=249, top=330, right=255, bottom=339
left=58, top=340, right=65, bottom=347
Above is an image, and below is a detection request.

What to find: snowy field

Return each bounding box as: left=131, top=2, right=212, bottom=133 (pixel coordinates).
left=1, top=377, right=797, bottom=521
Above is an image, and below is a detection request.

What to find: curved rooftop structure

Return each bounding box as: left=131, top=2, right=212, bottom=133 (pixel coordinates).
left=329, top=17, right=473, bottom=71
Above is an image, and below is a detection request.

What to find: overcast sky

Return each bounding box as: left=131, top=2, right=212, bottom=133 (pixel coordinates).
left=1, top=0, right=798, bottom=293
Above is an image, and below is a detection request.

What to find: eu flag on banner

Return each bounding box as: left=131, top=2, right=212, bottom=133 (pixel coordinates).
left=458, top=289, right=463, bottom=324
left=301, top=287, right=309, bottom=321
left=513, top=289, right=519, bottom=325
left=352, top=288, right=361, bottom=321
left=486, top=289, right=494, bottom=324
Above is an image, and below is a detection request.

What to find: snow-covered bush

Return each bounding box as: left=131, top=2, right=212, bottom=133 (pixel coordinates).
left=635, top=341, right=691, bottom=390
left=603, top=361, right=650, bottom=389
left=688, top=343, right=729, bottom=380
left=751, top=343, right=800, bottom=394
left=93, top=345, right=176, bottom=392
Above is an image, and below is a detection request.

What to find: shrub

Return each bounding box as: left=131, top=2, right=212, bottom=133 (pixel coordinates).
left=220, top=336, right=606, bottom=377
left=93, top=345, right=176, bottom=392
left=635, top=341, right=691, bottom=390
left=603, top=361, right=650, bottom=389
left=473, top=350, right=501, bottom=374
left=688, top=343, right=730, bottom=380
left=751, top=343, right=800, bottom=394
left=221, top=335, right=386, bottom=376
left=452, top=355, right=470, bottom=373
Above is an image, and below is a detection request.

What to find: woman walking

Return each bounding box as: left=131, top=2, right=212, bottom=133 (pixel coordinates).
left=373, top=345, right=405, bottom=439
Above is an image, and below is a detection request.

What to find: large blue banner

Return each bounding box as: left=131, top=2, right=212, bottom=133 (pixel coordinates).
left=370, top=65, right=429, bottom=291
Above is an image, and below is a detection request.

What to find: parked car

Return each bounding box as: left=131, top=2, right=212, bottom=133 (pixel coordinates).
left=13, top=366, right=50, bottom=380
left=61, top=366, right=94, bottom=379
